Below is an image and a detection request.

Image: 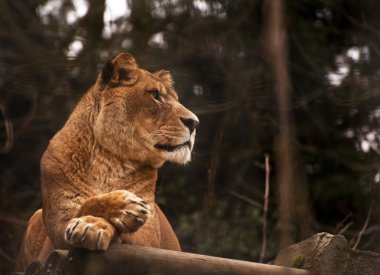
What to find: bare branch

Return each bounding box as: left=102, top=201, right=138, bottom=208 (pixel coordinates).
left=0, top=103, right=14, bottom=153
left=0, top=214, right=27, bottom=226
left=0, top=248, right=13, bottom=264
left=334, top=212, right=352, bottom=234
left=260, top=154, right=271, bottom=262
left=353, top=203, right=373, bottom=250
left=338, top=221, right=354, bottom=236
left=228, top=190, right=262, bottom=209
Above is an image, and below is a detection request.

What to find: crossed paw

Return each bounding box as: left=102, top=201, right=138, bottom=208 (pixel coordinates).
left=64, top=190, right=150, bottom=250
left=65, top=216, right=114, bottom=250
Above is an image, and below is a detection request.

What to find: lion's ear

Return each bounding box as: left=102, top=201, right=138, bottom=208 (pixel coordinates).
left=112, top=53, right=138, bottom=69
left=154, top=70, right=174, bottom=86
left=101, top=53, right=139, bottom=86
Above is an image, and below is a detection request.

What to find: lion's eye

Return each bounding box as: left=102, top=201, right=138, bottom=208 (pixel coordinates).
left=148, top=89, right=161, bottom=102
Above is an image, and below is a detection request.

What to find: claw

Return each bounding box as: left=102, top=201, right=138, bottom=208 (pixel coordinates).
left=136, top=218, right=144, bottom=225
left=120, top=219, right=134, bottom=232
left=139, top=209, right=148, bottom=215
left=65, top=220, right=80, bottom=242
left=81, top=225, right=90, bottom=243
left=96, top=230, right=103, bottom=250
left=122, top=209, right=139, bottom=218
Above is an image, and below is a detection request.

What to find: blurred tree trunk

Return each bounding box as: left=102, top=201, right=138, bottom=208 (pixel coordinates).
left=130, top=0, right=153, bottom=52
left=81, top=0, right=105, bottom=43
left=264, top=0, right=311, bottom=248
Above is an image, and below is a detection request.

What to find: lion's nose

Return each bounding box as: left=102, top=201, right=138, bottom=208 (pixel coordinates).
left=180, top=117, right=199, bottom=134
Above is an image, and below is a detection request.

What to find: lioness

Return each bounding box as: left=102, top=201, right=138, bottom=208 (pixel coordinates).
left=17, top=53, right=199, bottom=270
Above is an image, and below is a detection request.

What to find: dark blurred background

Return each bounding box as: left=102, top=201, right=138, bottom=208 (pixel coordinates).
left=1, top=0, right=380, bottom=273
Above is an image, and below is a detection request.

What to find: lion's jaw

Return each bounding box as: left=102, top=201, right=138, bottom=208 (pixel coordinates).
left=152, top=128, right=197, bottom=165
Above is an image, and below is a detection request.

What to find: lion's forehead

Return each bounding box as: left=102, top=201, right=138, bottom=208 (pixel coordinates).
left=141, top=71, right=179, bottom=100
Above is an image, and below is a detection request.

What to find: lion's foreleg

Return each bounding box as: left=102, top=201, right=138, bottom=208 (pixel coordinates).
left=64, top=190, right=149, bottom=250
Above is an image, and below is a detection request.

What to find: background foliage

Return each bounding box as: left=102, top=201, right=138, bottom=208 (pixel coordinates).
left=1, top=0, right=380, bottom=273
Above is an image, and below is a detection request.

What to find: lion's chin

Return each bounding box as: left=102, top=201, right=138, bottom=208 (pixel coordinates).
left=162, top=146, right=192, bottom=165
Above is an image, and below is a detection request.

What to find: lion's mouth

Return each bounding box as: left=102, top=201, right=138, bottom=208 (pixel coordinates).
left=154, top=141, right=191, bottom=152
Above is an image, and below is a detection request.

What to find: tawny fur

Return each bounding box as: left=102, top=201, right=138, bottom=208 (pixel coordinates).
left=16, top=53, right=199, bottom=271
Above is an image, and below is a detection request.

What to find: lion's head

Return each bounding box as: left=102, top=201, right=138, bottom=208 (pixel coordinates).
left=92, top=53, right=199, bottom=167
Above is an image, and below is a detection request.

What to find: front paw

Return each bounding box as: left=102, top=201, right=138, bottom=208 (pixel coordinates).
left=64, top=216, right=114, bottom=250
left=106, top=190, right=150, bottom=233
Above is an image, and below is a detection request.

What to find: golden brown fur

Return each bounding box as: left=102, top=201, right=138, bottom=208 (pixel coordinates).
left=16, top=53, right=199, bottom=271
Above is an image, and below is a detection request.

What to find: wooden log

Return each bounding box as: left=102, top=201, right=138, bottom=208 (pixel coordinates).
left=22, top=232, right=380, bottom=274
left=274, top=232, right=380, bottom=275
left=344, top=250, right=380, bottom=275
left=25, top=260, right=43, bottom=275
left=66, top=244, right=309, bottom=275
left=43, top=250, right=69, bottom=275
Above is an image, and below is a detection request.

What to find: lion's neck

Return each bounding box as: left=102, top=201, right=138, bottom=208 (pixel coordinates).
left=87, top=137, right=158, bottom=202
